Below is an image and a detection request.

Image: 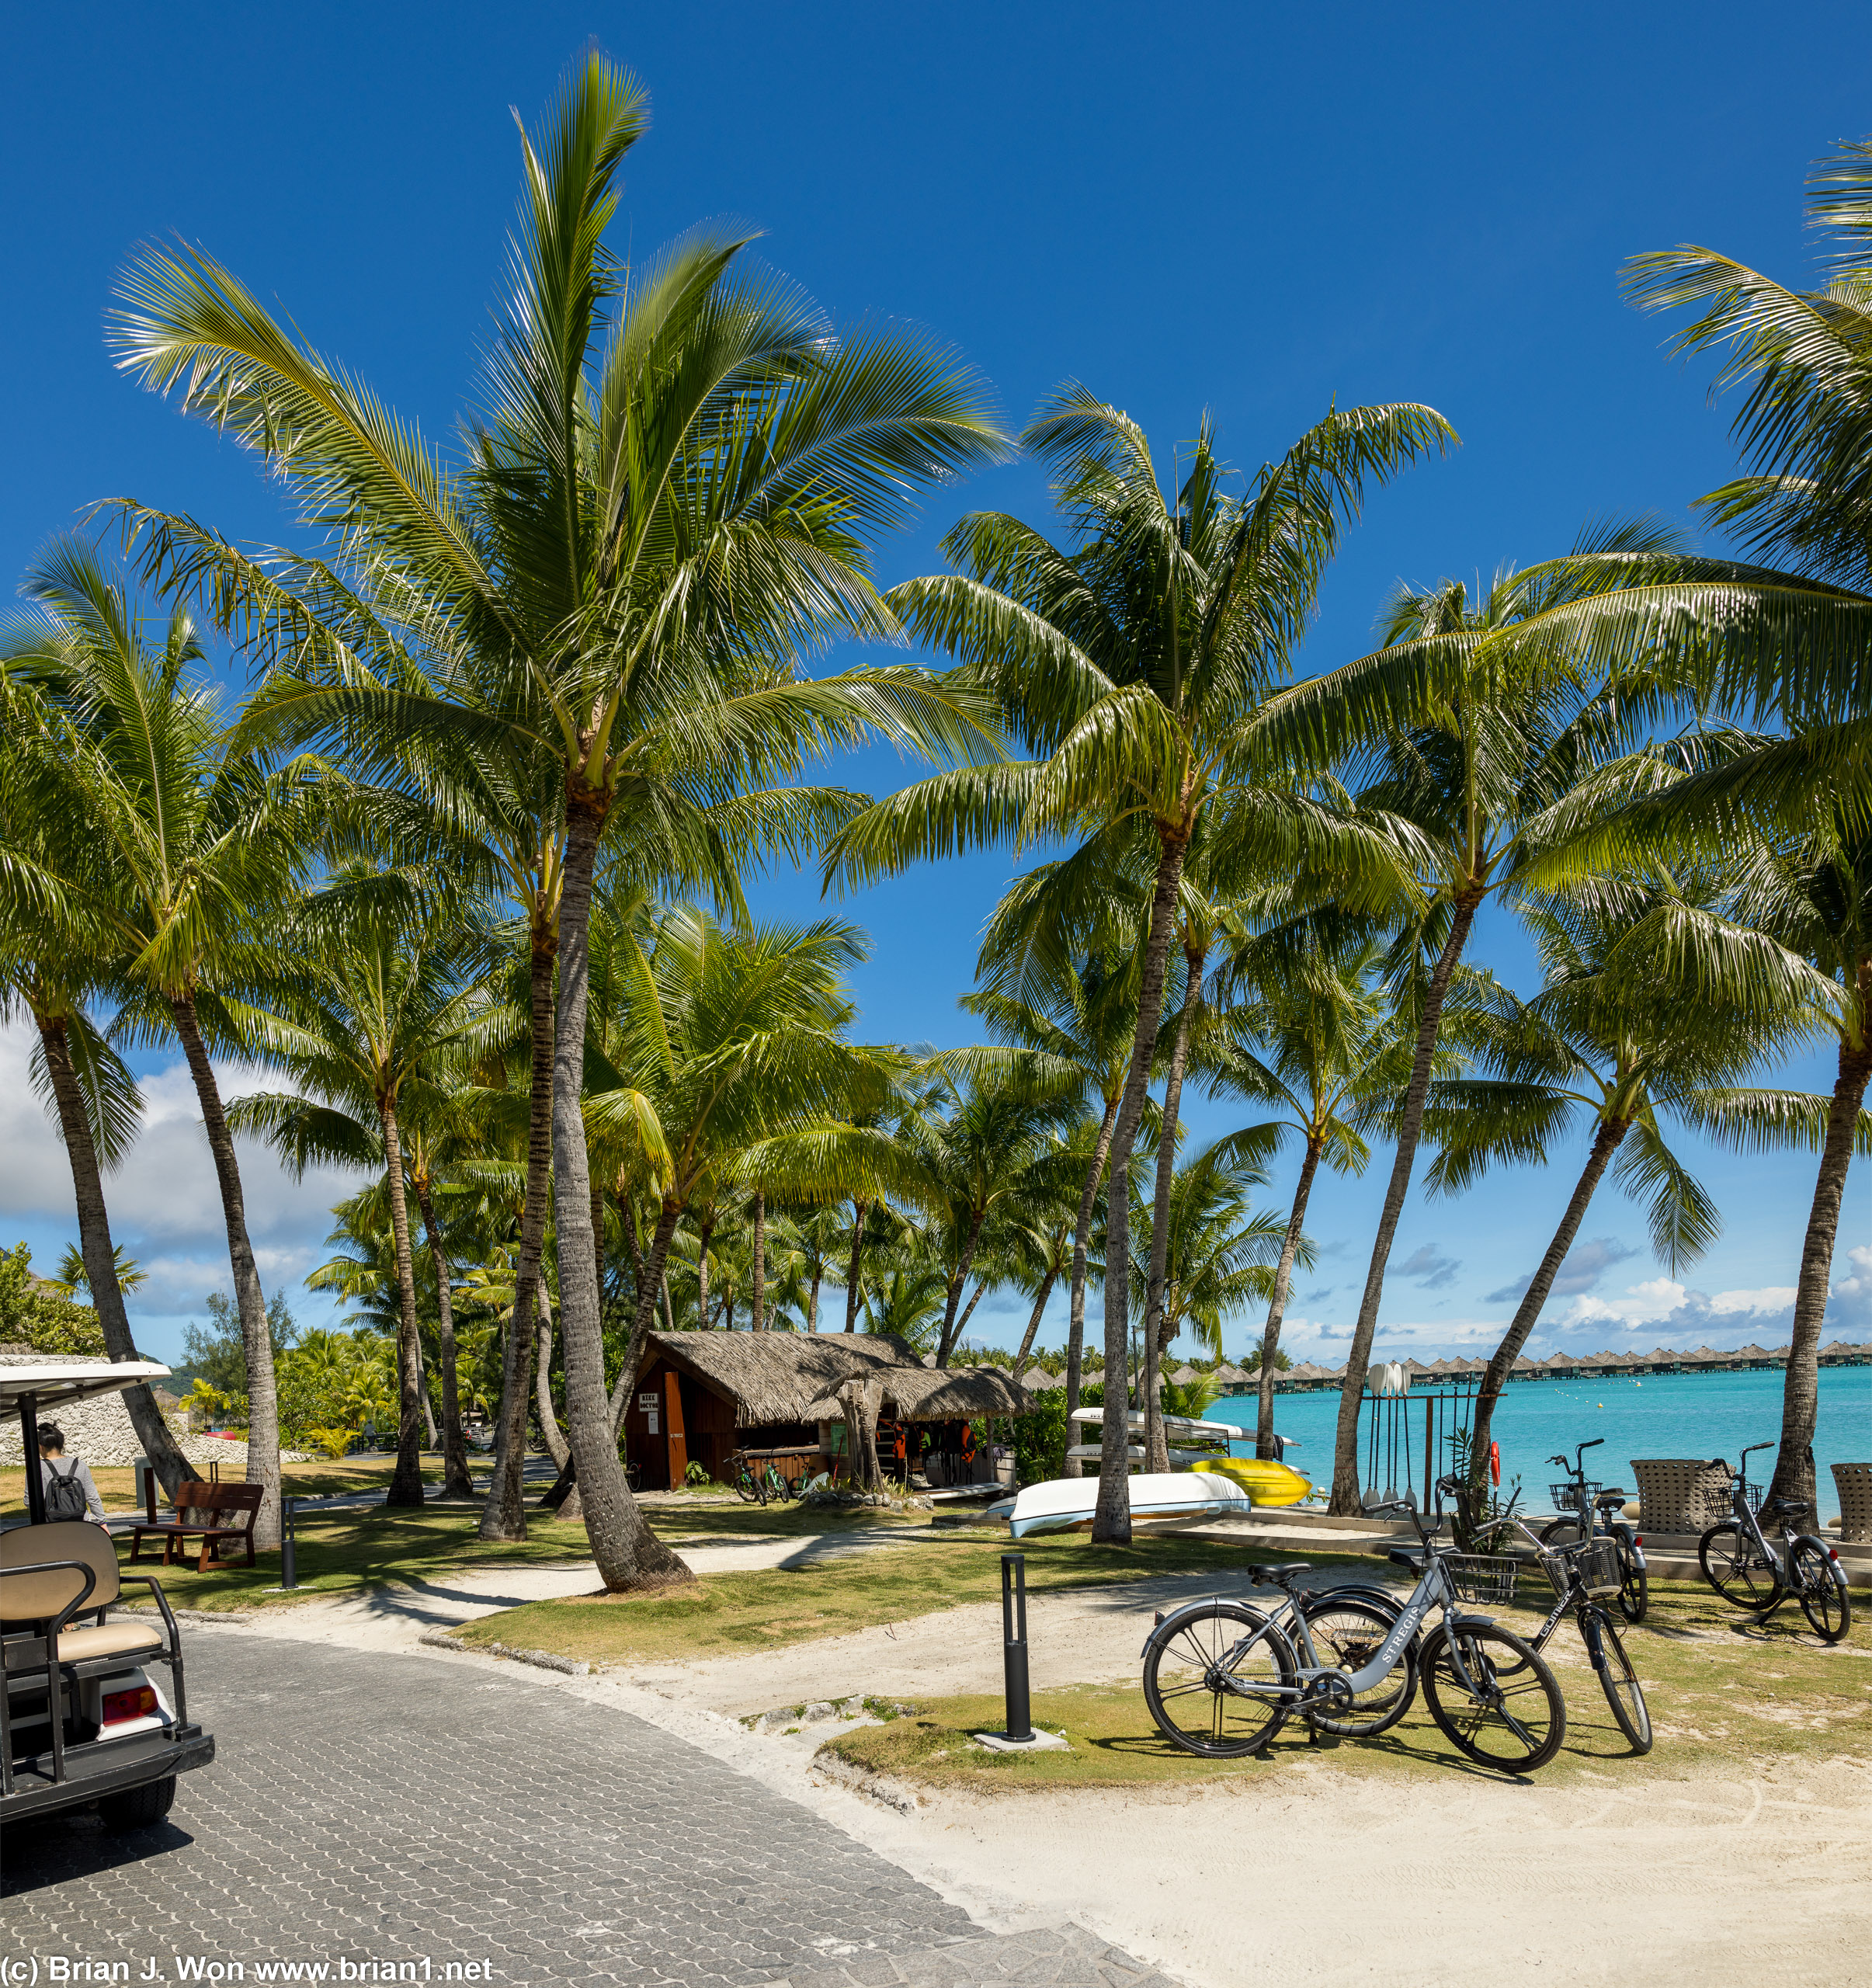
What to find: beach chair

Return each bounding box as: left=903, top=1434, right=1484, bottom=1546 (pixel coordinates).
left=1630, top=1458, right=1731, bottom=1534
left=1832, top=1462, right=1872, bottom=1544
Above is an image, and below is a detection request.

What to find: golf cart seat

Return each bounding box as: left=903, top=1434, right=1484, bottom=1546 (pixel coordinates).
left=0, top=1522, right=172, bottom=1677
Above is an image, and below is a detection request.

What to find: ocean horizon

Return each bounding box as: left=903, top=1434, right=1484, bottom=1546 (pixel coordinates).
left=1210, top=1363, right=1871, bottom=1522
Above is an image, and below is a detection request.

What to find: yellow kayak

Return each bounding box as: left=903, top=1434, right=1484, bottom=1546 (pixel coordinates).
left=1203, top=1457, right=1311, bottom=1506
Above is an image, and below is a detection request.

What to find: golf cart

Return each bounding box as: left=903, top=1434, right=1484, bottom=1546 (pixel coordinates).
left=2, top=1360, right=214, bottom=1831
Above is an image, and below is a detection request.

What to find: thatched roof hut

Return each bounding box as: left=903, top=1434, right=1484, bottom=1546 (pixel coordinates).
left=623, top=1329, right=1035, bottom=1492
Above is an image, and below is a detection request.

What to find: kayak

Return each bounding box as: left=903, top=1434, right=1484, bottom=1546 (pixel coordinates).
left=1006, top=1470, right=1256, bottom=1539
left=1203, top=1456, right=1311, bottom=1506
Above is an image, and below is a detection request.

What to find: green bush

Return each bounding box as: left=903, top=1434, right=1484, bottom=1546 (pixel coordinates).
left=0, top=1243, right=107, bottom=1357
left=1011, top=1382, right=1103, bottom=1485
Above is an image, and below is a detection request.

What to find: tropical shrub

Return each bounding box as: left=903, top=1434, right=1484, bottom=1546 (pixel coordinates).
left=0, top=1242, right=107, bottom=1356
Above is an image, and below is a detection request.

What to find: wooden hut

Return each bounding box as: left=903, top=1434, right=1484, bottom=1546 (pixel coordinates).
left=623, top=1329, right=1035, bottom=1489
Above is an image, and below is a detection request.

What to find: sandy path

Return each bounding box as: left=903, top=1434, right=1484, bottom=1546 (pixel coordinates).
left=213, top=1544, right=1872, bottom=1984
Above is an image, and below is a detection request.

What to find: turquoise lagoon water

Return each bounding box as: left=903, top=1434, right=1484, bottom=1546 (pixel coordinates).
left=1210, top=1364, right=1871, bottom=1522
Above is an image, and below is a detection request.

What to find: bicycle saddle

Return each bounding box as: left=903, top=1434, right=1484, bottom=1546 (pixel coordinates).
left=1763, top=1495, right=1811, bottom=1517
left=1246, top=1562, right=1312, bottom=1584
left=1596, top=1489, right=1627, bottom=1507
left=1386, top=1547, right=1426, bottom=1573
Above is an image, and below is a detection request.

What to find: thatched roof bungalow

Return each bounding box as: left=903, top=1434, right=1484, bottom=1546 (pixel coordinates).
left=623, top=1329, right=1035, bottom=1489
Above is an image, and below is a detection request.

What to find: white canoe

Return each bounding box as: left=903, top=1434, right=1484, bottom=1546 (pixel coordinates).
left=1063, top=1444, right=1234, bottom=1465
left=1065, top=1407, right=1299, bottom=1449
left=1007, top=1470, right=1256, bottom=1539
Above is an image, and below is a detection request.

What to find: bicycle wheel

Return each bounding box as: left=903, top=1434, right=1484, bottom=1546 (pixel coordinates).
left=1790, top=1538, right=1853, bottom=1643
left=1583, top=1609, right=1652, bottom=1754
left=1142, top=1601, right=1297, bottom=1759
left=731, top=1461, right=762, bottom=1504
left=1699, top=1521, right=1782, bottom=1609
left=1539, top=1518, right=1585, bottom=1550
left=1617, top=1540, right=1648, bottom=1624
left=1419, top=1622, right=1566, bottom=1773
left=1299, top=1594, right=1418, bottom=1738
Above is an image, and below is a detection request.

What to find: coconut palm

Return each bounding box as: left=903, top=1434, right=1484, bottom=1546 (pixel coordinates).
left=3, top=541, right=327, bottom=1546
left=1259, top=530, right=1690, bottom=1513
left=227, top=862, right=492, bottom=1502
left=960, top=944, right=1139, bottom=1471
left=1200, top=922, right=1420, bottom=1458
left=0, top=740, right=190, bottom=1497
left=1421, top=878, right=1830, bottom=1488
left=109, top=56, right=1007, bottom=1590
left=828, top=397, right=1451, bottom=1536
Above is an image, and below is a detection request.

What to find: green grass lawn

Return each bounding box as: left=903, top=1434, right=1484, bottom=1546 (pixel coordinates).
left=822, top=1577, right=1872, bottom=1792
left=451, top=1530, right=1377, bottom=1666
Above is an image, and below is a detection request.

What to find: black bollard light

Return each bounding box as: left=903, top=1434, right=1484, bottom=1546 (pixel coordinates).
left=1000, top=1552, right=1032, bottom=1743
left=280, top=1494, right=298, bottom=1590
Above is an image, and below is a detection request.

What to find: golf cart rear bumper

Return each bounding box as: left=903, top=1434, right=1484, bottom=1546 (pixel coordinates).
left=2, top=1723, right=214, bottom=1823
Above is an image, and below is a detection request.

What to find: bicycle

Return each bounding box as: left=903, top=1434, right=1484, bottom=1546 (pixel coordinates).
left=1141, top=1473, right=1568, bottom=1772
left=1697, top=1443, right=1853, bottom=1642
left=729, top=1451, right=774, bottom=1506
left=1478, top=1508, right=1653, bottom=1753
left=1537, top=1437, right=1648, bottom=1623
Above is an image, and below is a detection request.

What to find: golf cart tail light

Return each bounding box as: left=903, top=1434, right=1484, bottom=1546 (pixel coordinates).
left=102, top=1686, right=158, bottom=1725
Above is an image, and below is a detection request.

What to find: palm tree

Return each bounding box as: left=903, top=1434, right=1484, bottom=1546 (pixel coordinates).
left=960, top=944, right=1138, bottom=1472
left=111, top=56, right=1007, bottom=1590
left=1200, top=922, right=1418, bottom=1458
left=889, top=1058, right=1082, bottom=1368
left=1422, top=878, right=1828, bottom=1489
left=228, top=865, right=491, bottom=1502
left=828, top=397, right=1451, bottom=1537
left=4, top=542, right=325, bottom=1546
left=1707, top=823, right=1872, bottom=1507
left=1262, top=535, right=1682, bottom=1512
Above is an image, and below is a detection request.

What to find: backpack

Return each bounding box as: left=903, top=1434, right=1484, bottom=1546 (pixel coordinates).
left=44, top=1458, right=88, bottom=1522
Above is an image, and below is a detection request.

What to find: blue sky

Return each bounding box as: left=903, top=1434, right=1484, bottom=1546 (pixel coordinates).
left=2, top=2, right=1867, bottom=1364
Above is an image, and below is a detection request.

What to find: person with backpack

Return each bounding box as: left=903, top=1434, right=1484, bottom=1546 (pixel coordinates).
left=37, top=1423, right=109, bottom=1527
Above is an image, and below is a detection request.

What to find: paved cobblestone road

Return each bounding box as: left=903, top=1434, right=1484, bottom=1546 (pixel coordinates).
left=3, top=1632, right=1176, bottom=1988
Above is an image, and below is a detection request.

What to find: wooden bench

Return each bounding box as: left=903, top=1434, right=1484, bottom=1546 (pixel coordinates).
left=129, top=1480, right=265, bottom=1572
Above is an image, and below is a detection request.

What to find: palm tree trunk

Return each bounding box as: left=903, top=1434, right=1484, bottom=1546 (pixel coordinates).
left=554, top=802, right=691, bottom=1590
left=1769, top=1020, right=1872, bottom=1510
left=1094, top=832, right=1190, bottom=1543
left=750, top=1192, right=766, bottom=1330
left=1468, top=1117, right=1630, bottom=1500
left=696, top=1215, right=712, bottom=1330
left=412, top=1174, right=474, bottom=1500
left=845, top=1199, right=868, bottom=1331
left=375, top=1099, right=426, bottom=1507
left=1257, top=1136, right=1322, bottom=1460
left=1144, top=940, right=1206, bottom=1472
left=807, top=1265, right=821, bottom=1332
left=479, top=940, right=554, bottom=1542
left=1328, top=891, right=1482, bottom=1515
left=1014, top=1267, right=1059, bottom=1372
left=1063, top=1097, right=1118, bottom=1479
left=168, top=992, right=281, bottom=1550
left=35, top=1010, right=191, bottom=1500
left=936, top=1209, right=989, bottom=1368
left=534, top=1301, right=568, bottom=1470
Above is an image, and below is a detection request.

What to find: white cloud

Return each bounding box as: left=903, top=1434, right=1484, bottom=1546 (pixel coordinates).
left=0, top=1015, right=367, bottom=1329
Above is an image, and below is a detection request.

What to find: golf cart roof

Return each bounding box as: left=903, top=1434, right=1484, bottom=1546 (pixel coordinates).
left=0, top=1359, right=172, bottom=1412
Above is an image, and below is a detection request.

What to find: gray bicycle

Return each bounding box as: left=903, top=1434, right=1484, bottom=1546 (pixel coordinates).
left=1142, top=1475, right=1567, bottom=1772
left=1698, top=1442, right=1852, bottom=1642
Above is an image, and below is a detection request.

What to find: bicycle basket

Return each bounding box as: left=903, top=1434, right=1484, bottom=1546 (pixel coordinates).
left=1445, top=1553, right=1519, bottom=1605
left=1739, top=1479, right=1765, bottom=1514
left=1547, top=1479, right=1601, bottom=1511
left=1573, top=1538, right=1623, bottom=1600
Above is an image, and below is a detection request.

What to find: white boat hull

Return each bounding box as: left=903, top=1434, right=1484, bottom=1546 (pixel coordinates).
left=1007, top=1470, right=1256, bottom=1539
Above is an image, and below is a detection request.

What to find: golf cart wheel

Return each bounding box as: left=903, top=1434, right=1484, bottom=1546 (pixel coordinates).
left=98, top=1776, right=176, bottom=1832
